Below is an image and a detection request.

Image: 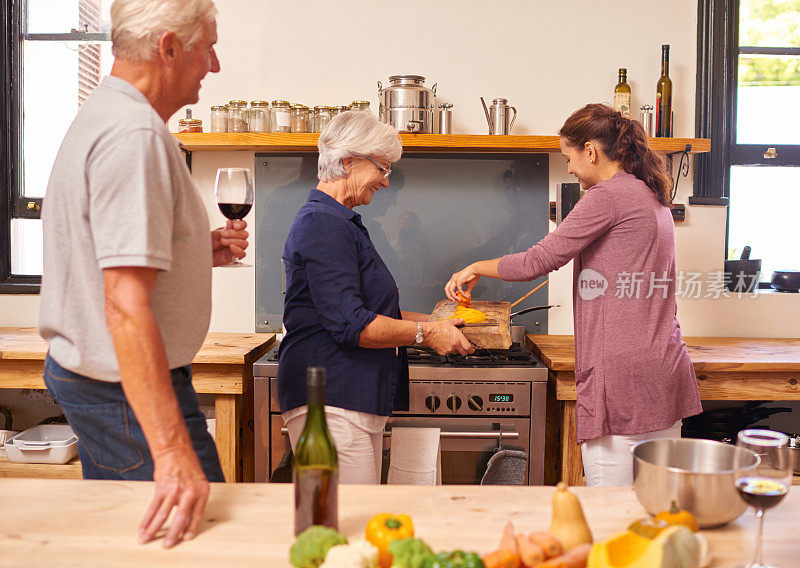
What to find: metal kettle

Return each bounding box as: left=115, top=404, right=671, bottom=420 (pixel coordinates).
left=481, top=97, right=517, bottom=135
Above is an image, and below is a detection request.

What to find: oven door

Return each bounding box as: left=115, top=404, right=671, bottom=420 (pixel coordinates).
left=385, top=416, right=530, bottom=485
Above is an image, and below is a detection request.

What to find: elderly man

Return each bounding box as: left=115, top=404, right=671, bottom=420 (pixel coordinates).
left=38, top=0, right=245, bottom=549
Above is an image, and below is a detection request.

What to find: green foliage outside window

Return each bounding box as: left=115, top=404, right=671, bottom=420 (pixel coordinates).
left=739, top=0, right=800, bottom=86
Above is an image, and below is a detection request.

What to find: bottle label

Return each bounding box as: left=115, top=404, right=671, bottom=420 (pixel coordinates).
left=276, top=111, right=290, bottom=127
left=614, top=93, right=631, bottom=118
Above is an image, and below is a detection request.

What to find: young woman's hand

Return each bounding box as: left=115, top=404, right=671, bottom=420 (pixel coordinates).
left=445, top=264, right=481, bottom=302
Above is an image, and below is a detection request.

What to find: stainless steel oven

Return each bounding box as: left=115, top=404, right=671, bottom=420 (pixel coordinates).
left=254, top=329, right=548, bottom=485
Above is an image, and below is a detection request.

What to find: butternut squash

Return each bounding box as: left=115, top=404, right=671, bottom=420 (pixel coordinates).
left=548, top=482, right=593, bottom=551
left=587, top=525, right=700, bottom=568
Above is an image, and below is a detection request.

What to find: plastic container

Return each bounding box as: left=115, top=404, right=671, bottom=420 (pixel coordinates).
left=4, top=424, right=79, bottom=464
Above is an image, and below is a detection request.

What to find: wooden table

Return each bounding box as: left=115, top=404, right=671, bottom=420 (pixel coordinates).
left=528, top=334, right=800, bottom=486
left=0, top=478, right=797, bottom=567
left=0, top=328, right=274, bottom=483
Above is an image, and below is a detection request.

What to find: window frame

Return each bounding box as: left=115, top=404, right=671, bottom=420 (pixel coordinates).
left=695, top=0, right=800, bottom=199
left=694, top=0, right=800, bottom=285
left=1, top=0, right=111, bottom=293
left=0, top=0, right=37, bottom=293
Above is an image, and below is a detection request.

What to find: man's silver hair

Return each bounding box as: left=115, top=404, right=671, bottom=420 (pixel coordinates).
left=111, top=0, right=217, bottom=63
left=317, top=111, right=403, bottom=182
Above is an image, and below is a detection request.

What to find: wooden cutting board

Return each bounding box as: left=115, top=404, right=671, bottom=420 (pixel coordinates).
left=429, top=300, right=512, bottom=349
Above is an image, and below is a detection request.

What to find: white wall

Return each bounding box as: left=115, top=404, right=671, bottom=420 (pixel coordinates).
left=4, top=0, right=799, bottom=337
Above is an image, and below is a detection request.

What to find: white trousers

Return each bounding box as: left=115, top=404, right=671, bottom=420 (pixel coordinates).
left=283, top=406, right=387, bottom=485
left=580, top=420, right=683, bottom=487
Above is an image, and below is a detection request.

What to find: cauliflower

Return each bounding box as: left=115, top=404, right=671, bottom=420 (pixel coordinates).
left=320, top=539, right=379, bottom=568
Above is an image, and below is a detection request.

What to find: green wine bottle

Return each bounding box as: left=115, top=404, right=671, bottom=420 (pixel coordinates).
left=293, top=367, right=338, bottom=535
left=614, top=68, right=631, bottom=118
left=655, top=45, right=673, bottom=137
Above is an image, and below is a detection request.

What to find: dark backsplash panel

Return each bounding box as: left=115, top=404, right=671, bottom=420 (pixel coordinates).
left=255, top=153, right=550, bottom=333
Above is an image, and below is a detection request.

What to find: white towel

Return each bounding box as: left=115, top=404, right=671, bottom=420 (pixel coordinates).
left=387, top=427, right=442, bottom=485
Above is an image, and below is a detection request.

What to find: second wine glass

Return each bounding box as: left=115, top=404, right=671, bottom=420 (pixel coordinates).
left=214, top=167, right=253, bottom=267
left=734, top=428, right=791, bottom=568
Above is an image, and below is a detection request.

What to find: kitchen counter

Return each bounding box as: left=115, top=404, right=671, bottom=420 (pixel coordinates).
left=1, top=477, right=797, bottom=567
left=0, top=327, right=275, bottom=482
left=528, top=334, right=800, bottom=485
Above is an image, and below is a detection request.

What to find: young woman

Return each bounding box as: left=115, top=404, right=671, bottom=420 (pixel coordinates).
left=445, top=104, right=702, bottom=486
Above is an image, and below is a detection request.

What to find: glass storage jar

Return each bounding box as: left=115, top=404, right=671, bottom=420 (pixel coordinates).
left=290, top=104, right=311, bottom=133
left=249, top=101, right=270, bottom=133
left=227, top=100, right=249, bottom=132
left=210, top=105, right=228, bottom=132
left=350, top=100, right=371, bottom=112
left=331, top=105, right=349, bottom=116
left=312, top=106, right=333, bottom=132
left=270, top=100, right=291, bottom=133
left=178, top=118, right=203, bottom=133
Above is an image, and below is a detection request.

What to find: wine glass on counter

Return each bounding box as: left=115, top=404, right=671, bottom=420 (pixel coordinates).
left=214, top=167, right=253, bottom=267
left=734, top=429, right=792, bottom=568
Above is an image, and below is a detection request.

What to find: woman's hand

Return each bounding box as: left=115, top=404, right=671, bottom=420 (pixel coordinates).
left=445, top=264, right=481, bottom=302
left=422, top=320, right=475, bottom=356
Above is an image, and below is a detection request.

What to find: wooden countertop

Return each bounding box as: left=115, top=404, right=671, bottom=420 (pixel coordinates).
left=527, top=334, right=800, bottom=372
left=1, top=478, right=797, bottom=567
left=0, top=327, right=275, bottom=393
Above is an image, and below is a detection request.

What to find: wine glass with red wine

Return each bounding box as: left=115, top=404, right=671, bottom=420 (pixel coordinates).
left=214, top=167, right=253, bottom=267
left=734, top=429, right=792, bottom=568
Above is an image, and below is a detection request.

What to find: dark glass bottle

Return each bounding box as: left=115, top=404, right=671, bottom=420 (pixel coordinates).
left=655, top=45, right=673, bottom=137
left=613, top=68, right=631, bottom=118
left=293, top=367, right=338, bottom=535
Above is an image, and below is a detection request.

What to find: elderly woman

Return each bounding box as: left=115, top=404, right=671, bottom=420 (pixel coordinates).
left=278, top=111, right=473, bottom=484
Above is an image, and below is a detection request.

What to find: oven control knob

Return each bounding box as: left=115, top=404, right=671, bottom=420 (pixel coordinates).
left=425, top=394, right=441, bottom=412
left=446, top=395, right=462, bottom=412
left=467, top=395, right=483, bottom=411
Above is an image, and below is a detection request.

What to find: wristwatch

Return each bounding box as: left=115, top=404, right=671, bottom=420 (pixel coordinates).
left=414, top=322, right=424, bottom=345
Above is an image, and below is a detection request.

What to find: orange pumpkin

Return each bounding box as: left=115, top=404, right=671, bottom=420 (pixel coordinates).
left=655, top=501, right=700, bottom=532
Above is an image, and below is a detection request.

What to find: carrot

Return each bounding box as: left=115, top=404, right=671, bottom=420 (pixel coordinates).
left=538, top=543, right=591, bottom=568
left=528, top=531, right=563, bottom=559
left=516, top=534, right=545, bottom=567
left=499, top=521, right=519, bottom=555
left=483, top=549, right=522, bottom=568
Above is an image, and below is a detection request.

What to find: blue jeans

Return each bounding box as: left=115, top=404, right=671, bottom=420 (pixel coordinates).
left=43, top=354, right=225, bottom=482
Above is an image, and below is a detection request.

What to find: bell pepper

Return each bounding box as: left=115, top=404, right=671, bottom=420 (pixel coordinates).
left=366, top=513, right=414, bottom=568
left=422, top=551, right=485, bottom=568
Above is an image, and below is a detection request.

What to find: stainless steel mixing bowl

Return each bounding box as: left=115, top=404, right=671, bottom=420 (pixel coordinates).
left=633, top=438, right=759, bottom=528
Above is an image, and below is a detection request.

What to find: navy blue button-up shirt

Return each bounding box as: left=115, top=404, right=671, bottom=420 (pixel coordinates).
left=277, top=190, right=410, bottom=416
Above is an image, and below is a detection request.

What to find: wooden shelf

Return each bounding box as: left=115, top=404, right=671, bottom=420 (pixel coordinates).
left=0, top=451, right=83, bottom=479
left=174, top=133, right=710, bottom=154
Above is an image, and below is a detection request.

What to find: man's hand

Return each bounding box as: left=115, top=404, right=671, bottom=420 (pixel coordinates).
left=212, top=220, right=248, bottom=266
left=139, top=447, right=210, bottom=548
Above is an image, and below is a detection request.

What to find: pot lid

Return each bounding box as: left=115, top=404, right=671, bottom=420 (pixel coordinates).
left=389, top=74, right=426, bottom=84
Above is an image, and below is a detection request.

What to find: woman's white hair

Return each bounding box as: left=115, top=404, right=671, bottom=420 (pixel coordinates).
left=317, top=111, right=403, bottom=182
left=111, top=0, right=217, bottom=63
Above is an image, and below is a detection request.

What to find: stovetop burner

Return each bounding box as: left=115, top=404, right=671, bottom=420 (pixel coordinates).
left=263, top=342, right=539, bottom=368
left=406, top=342, right=538, bottom=367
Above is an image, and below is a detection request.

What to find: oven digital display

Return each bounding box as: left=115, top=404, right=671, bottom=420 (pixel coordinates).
left=490, top=394, right=513, bottom=403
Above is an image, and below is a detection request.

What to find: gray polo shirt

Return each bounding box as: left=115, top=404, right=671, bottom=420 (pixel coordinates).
left=39, top=76, right=212, bottom=382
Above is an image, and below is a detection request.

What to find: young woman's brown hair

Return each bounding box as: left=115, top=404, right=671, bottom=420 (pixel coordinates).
left=558, top=103, right=673, bottom=205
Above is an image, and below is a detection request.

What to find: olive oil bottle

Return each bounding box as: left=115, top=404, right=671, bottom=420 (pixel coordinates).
left=655, top=45, right=673, bottom=137
left=293, top=367, right=338, bottom=535
left=613, top=68, right=631, bottom=118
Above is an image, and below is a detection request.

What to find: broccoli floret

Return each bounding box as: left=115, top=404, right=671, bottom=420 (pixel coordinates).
left=290, top=525, right=348, bottom=568
left=388, top=538, right=435, bottom=568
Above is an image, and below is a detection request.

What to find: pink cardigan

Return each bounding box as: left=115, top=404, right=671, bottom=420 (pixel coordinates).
left=498, top=171, right=702, bottom=443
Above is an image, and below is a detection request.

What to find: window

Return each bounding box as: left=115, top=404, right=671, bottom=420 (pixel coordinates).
left=695, top=0, right=800, bottom=281
left=1, top=0, right=111, bottom=292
